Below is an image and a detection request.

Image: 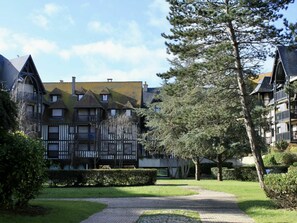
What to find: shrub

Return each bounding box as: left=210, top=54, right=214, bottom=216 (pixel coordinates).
left=288, top=166, right=297, bottom=174
left=0, top=132, right=46, bottom=209
left=210, top=167, right=237, bottom=180
left=274, top=140, right=289, bottom=152
left=263, top=154, right=277, bottom=166
left=47, top=169, right=157, bottom=187
left=273, top=152, right=297, bottom=166
left=236, top=166, right=258, bottom=181
left=264, top=172, right=297, bottom=209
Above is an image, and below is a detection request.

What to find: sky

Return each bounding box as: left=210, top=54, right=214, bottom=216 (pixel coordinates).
left=0, top=0, right=296, bottom=87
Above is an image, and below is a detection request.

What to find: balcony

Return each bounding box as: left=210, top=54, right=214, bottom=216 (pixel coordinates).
left=76, top=133, right=96, bottom=141
left=275, top=110, right=290, bottom=122
left=275, top=90, right=287, bottom=102
left=75, top=150, right=99, bottom=158
left=74, top=115, right=98, bottom=122
left=276, top=131, right=291, bottom=141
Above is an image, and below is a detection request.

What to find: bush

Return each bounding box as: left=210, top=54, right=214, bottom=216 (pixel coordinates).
left=47, top=169, right=157, bottom=187
left=288, top=166, right=297, bottom=174
left=210, top=167, right=238, bottom=180
left=0, top=132, right=46, bottom=209
left=274, top=140, right=289, bottom=152
left=263, top=154, right=277, bottom=166
left=273, top=152, right=297, bottom=166
left=236, top=166, right=258, bottom=181
left=263, top=152, right=297, bottom=166
left=264, top=172, right=297, bottom=209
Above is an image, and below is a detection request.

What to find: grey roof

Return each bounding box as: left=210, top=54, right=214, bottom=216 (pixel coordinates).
left=271, top=46, right=297, bottom=83
left=0, top=54, right=45, bottom=93
left=143, top=87, right=161, bottom=106
left=251, top=76, right=273, bottom=95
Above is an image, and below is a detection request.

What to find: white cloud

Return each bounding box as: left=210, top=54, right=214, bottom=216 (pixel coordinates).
left=30, top=3, right=74, bottom=29
left=13, top=34, right=58, bottom=56
left=87, top=20, right=113, bottom=34
left=147, top=0, right=169, bottom=28
left=31, top=14, right=49, bottom=29
left=0, top=28, right=17, bottom=52
left=44, top=3, right=62, bottom=16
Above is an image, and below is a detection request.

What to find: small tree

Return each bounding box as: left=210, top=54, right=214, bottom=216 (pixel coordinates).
left=0, top=88, right=18, bottom=133
left=0, top=132, right=46, bottom=209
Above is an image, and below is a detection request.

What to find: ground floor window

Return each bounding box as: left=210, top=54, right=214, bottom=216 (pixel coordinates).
left=48, top=143, right=59, bottom=158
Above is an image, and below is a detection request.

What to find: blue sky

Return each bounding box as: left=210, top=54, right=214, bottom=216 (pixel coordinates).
left=0, top=1, right=296, bottom=87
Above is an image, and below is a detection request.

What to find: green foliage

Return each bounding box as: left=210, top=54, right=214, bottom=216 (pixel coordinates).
left=264, top=152, right=297, bottom=166
left=211, top=167, right=238, bottom=180
left=0, top=89, right=18, bottom=133
left=0, top=132, right=46, bottom=209
left=47, top=169, right=157, bottom=187
left=236, top=166, right=259, bottom=182
left=275, top=140, right=289, bottom=152
left=264, top=172, right=297, bottom=209
left=288, top=166, right=297, bottom=174
left=263, top=154, right=278, bottom=166
left=211, top=166, right=258, bottom=181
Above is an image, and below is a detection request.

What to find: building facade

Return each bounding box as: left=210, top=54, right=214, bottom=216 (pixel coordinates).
left=252, top=46, right=297, bottom=146
left=0, top=54, right=45, bottom=137
left=42, top=77, right=143, bottom=169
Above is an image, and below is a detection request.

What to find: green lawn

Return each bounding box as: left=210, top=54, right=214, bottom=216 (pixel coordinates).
left=157, top=179, right=297, bottom=223
left=0, top=200, right=106, bottom=223
left=39, top=185, right=196, bottom=198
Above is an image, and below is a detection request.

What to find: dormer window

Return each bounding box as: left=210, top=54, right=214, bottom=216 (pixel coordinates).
left=78, top=94, right=84, bottom=101
left=111, top=109, right=116, bottom=116
left=102, top=94, right=108, bottom=102
left=51, top=95, right=60, bottom=102
left=125, top=109, right=131, bottom=117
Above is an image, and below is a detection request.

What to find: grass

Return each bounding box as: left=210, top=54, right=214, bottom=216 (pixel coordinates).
left=39, top=185, right=196, bottom=198
left=157, top=179, right=297, bottom=223
left=0, top=200, right=106, bottom=223
left=137, top=209, right=201, bottom=223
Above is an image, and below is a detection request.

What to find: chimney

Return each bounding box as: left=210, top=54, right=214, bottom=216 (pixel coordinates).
left=72, top=76, right=76, bottom=95
left=143, top=81, right=148, bottom=92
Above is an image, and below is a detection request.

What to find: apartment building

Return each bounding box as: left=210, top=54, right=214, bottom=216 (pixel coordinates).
left=252, top=46, right=297, bottom=145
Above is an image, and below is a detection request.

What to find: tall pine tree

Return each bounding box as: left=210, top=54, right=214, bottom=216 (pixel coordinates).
left=160, top=0, right=295, bottom=188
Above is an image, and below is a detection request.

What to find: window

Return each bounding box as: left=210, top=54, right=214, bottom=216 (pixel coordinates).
left=124, top=126, right=132, bottom=134
left=51, top=95, right=59, bottom=102
left=125, top=109, right=131, bottom=117
left=108, top=143, right=116, bottom=155
left=271, top=128, right=274, bottom=137
left=102, top=94, right=108, bottom=101
left=111, top=109, right=116, bottom=116
left=52, top=109, right=63, bottom=117
left=108, top=125, right=116, bottom=134
left=69, top=126, right=75, bottom=134
left=48, top=143, right=59, bottom=158
left=78, top=143, right=88, bottom=150
left=48, top=126, right=59, bottom=140
left=78, top=94, right=84, bottom=101
left=124, top=143, right=132, bottom=155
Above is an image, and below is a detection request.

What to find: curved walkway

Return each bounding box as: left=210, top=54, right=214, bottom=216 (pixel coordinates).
left=78, top=186, right=254, bottom=223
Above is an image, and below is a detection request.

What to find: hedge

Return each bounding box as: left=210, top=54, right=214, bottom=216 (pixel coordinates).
left=263, top=152, right=297, bottom=166
left=211, top=166, right=258, bottom=181
left=264, top=171, right=297, bottom=209
left=47, top=169, right=157, bottom=187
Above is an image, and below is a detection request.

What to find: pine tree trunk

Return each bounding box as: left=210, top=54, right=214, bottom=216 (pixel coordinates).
left=226, top=18, right=266, bottom=189
left=192, top=157, right=201, bottom=181
left=217, top=154, right=223, bottom=181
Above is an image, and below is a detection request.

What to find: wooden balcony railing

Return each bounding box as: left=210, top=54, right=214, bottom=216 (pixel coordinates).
left=74, top=115, right=98, bottom=122
left=75, top=150, right=99, bottom=158
left=275, top=89, right=287, bottom=102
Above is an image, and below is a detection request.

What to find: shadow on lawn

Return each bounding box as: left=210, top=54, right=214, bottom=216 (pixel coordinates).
left=238, top=199, right=277, bottom=211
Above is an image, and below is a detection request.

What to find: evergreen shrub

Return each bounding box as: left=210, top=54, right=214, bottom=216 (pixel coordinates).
left=210, top=167, right=238, bottom=180
left=0, top=132, right=46, bottom=209
left=47, top=169, right=157, bottom=187
left=264, top=172, right=297, bottom=209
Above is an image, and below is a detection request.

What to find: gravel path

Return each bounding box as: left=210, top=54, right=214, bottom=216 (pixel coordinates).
left=77, top=186, right=255, bottom=223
